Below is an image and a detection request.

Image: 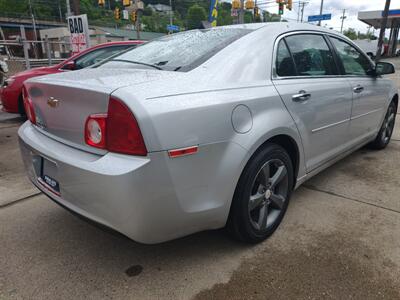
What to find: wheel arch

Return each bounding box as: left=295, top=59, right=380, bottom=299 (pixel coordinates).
left=267, top=134, right=300, bottom=186
left=237, top=131, right=302, bottom=191
left=226, top=133, right=301, bottom=235
left=252, top=134, right=300, bottom=188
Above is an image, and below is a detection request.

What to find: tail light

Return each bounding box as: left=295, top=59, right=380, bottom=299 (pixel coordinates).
left=22, top=86, right=37, bottom=124
left=84, top=97, right=147, bottom=156
left=84, top=114, right=107, bottom=149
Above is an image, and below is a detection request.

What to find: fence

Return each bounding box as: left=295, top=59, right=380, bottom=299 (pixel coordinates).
left=0, top=37, right=71, bottom=76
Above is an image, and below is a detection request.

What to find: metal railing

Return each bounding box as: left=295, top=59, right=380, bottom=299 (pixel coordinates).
left=1, top=36, right=71, bottom=75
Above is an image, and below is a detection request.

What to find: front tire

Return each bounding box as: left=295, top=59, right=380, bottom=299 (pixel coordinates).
left=228, top=143, right=294, bottom=243
left=369, top=101, right=397, bottom=150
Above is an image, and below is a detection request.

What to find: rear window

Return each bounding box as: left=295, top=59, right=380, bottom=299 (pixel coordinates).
left=98, top=28, right=253, bottom=72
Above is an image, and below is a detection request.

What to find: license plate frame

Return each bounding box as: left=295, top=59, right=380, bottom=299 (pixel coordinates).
left=37, top=157, right=60, bottom=196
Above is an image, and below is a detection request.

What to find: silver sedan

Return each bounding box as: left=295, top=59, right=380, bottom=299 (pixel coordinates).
left=19, top=23, right=398, bottom=244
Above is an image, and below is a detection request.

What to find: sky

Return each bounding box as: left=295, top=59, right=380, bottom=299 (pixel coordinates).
left=259, top=0, right=399, bottom=35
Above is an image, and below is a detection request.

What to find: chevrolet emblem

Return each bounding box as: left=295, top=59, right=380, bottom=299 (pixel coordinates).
left=47, top=97, right=60, bottom=108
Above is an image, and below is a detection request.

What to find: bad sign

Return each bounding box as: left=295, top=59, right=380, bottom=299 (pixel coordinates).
left=67, top=14, right=90, bottom=54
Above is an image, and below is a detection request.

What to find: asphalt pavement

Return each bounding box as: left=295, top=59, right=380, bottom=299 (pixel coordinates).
left=1, top=60, right=400, bottom=299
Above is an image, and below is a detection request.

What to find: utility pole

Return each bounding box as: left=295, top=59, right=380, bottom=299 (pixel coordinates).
left=135, top=0, right=141, bottom=39
left=297, top=1, right=300, bottom=22
left=66, top=0, right=72, bottom=16
left=239, top=0, right=245, bottom=24
left=318, top=0, right=324, bottom=26
left=27, top=0, right=37, bottom=41
left=27, top=0, right=38, bottom=58
left=169, top=0, right=173, bottom=26
left=58, top=0, right=63, bottom=21
left=376, top=0, right=391, bottom=61
left=300, top=2, right=305, bottom=23
left=340, top=9, right=346, bottom=33
left=71, top=0, right=80, bottom=15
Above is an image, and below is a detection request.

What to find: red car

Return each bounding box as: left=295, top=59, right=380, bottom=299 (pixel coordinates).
left=0, top=40, right=143, bottom=114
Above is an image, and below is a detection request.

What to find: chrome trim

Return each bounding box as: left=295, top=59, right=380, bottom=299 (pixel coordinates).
left=272, top=30, right=335, bottom=80
left=311, top=118, right=350, bottom=133
left=350, top=108, right=383, bottom=121
left=271, top=30, right=375, bottom=81
left=292, top=91, right=311, bottom=102
left=275, top=75, right=374, bottom=81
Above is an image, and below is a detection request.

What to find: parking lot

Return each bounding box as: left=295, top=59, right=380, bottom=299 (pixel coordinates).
left=1, top=58, right=400, bottom=299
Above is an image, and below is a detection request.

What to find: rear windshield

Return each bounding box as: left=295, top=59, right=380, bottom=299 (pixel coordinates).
left=97, top=28, right=253, bottom=72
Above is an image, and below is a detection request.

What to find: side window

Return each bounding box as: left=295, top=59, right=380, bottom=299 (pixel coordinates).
left=73, top=45, right=133, bottom=70
left=285, top=34, right=338, bottom=76
left=330, top=37, right=372, bottom=76
left=276, top=40, right=296, bottom=77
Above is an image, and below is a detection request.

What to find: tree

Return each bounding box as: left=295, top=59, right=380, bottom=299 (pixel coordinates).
left=216, top=2, right=233, bottom=26
left=141, top=11, right=184, bottom=33
left=343, top=28, right=357, bottom=40
left=143, top=6, right=153, bottom=16
left=357, top=31, right=377, bottom=40
left=244, top=11, right=253, bottom=23
left=186, top=4, right=207, bottom=29
left=263, top=11, right=281, bottom=22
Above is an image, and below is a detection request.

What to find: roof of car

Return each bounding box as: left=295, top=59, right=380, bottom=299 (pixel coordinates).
left=216, top=22, right=341, bottom=36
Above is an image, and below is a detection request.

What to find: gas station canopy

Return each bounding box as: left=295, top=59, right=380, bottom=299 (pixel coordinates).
left=358, top=9, right=400, bottom=29
left=358, top=9, right=400, bottom=56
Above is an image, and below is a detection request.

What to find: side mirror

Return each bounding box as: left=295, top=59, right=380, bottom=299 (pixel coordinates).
left=62, top=61, right=76, bottom=71
left=375, top=62, right=395, bottom=76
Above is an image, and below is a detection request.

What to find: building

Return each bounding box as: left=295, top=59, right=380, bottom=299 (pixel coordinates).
left=39, top=26, right=164, bottom=58
left=147, top=4, right=172, bottom=15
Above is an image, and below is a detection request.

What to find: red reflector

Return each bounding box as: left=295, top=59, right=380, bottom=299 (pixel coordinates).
left=168, top=146, right=198, bottom=158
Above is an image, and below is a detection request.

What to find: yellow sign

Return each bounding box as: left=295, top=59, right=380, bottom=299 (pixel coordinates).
left=209, top=0, right=219, bottom=27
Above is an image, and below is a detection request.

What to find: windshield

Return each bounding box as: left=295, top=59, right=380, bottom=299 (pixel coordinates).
left=98, top=28, right=253, bottom=72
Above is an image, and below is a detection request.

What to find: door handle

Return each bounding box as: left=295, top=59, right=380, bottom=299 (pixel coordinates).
left=292, top=90, right=311, bottom=102
left=353, top=85, right=364, bottom=93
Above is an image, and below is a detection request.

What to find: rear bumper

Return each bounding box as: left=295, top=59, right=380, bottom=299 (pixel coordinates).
left=18, top=122, right=239, bottom=243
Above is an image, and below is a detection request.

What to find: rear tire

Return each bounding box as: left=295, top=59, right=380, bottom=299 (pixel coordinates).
left=369, top=101, right=397, bottom=150
left=228, top=143, right=294, bottom=243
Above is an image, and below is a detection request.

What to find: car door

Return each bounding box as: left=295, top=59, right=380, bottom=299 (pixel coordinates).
left=272, top=33, right=353, bottom=172
left=328, top=36, right=389, bottom=142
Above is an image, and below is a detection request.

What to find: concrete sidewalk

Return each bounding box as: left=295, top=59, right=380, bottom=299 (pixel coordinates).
left=0, top=115, right=399, bottom=299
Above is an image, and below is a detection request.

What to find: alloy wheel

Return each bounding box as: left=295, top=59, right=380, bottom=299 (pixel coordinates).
left=381, top=105, right=396, bottom=144
left=248, top=159, right=289, bottom=231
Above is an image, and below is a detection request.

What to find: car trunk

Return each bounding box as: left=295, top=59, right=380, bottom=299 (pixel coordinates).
left=25, top=80, right=111, bottom=154
left=24, top=68, right=185, bottom=154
